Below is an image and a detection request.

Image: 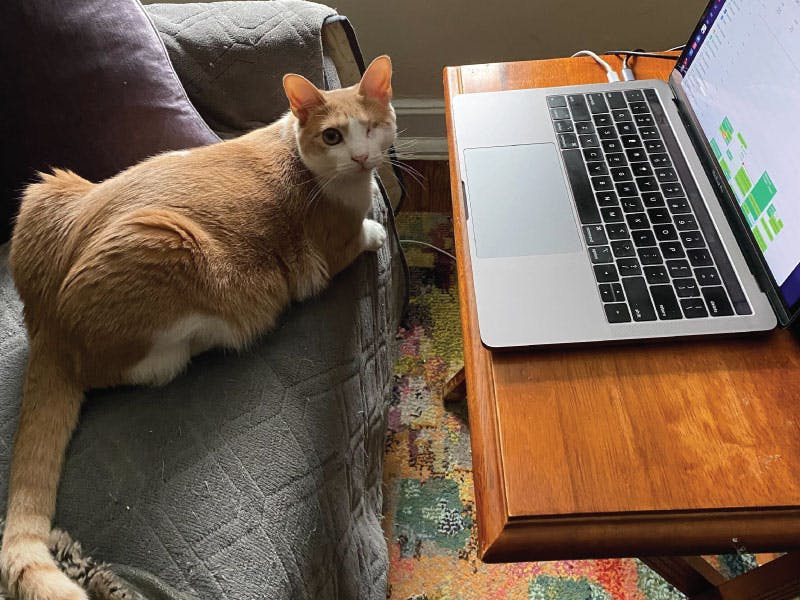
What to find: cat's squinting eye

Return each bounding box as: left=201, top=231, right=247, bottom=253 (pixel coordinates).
left=322, top=128, right=343, bottom=145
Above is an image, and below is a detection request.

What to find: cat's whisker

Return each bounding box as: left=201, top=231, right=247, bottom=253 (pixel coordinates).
left=387, top=158, right=426, bottom=190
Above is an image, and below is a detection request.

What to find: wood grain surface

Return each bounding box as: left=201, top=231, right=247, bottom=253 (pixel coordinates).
left=444, top=54, right=800, bottom=563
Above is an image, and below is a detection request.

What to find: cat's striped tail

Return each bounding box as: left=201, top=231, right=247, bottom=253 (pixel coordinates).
left=0, top=341, right=87, bottom=600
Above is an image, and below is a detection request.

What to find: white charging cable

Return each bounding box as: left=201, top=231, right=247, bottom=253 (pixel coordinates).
left=571, top=50, right=620, bottom=82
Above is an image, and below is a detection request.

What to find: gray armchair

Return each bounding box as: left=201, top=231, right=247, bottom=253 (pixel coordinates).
left=0, top=2, right=407, bottom=599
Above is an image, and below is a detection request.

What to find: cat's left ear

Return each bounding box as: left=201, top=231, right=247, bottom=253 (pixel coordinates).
left=359, top=55, right=393, bottom=104
left=283, top=74, right=326, bottom=125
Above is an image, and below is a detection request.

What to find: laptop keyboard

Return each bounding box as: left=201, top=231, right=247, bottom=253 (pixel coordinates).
left=548, top=88, right=751, bottom=324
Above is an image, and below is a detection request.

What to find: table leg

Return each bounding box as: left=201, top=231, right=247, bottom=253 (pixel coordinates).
left=643, top=553, right=800, bottom=600
left=442, top=367, right=466, bottom=403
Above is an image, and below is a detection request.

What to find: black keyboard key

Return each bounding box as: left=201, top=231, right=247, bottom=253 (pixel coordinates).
left=606, top=153, right=627, bottom=167
left=681, top=298, right=709, bottom=318
left=650, top=153, right=671, bottom=166
left=616, top=182, right=638, bottom=197
left=583, top=148, right=603, bottom=162
left=562, top=149, right=601, bottom=224
left=548, top=95, right=567, bottom=108
left=597, top=126, right=617, bottom=139
left=579, top=134, right=600, bottom=148
left=645, top=139, right=665, bottom=153
left=642, top=192, right=665, bottom=207
left=611, top=239, right=636, bottom=257
left=575, top=121, right=595, bottom=134
left=680, top=230, right=705, bottom=248
left=621, top=197, right=644, bottom=212
left=651, top=285, right=682, bottom=320
left=639, top=126, right=660, bottom=139
left=695, top=266, right=721, bottom=286
left=601, top=206, right=624, bottom=223
left=551, top=107, right=570, bottom=120
left=594, top=263, right=620, bottom=283
left=624, top=89, right=645, bottom=102
left=587, top=161, right=608, bottom=176
left=589, top=245, right=613, bottom=264
left=638, top=247, right=663, bottom=265
left=592, top=175, right=614, bottom=191
left=673, top=214, right=698, bottom=231
left=621, top=135, right=643, bottom=148
left=554, top=120, right=574, bottom=133
left=629, top=101, right=649, bottom=114
left=626, top=212, right=650, bottom=230
left=687, top=248, right=713, bottom=266
left=656, top=167, right=678, bottom=183
left=674, top=278, right=701, bottom=298
left=636, top=177, right=659, bottom=193
left=616, top=122, right=636, bottom=136
left=596, top=191, right=618, bottom=207
left=702, top=286, right=734, bottom=316
left=632, top=230, right=657, bottom=247
left=647, top=207, right=672, bottom=224
left=622, top=277, right=657, bottom=321
left=611, top=282, right=625, bottom=301
left=606, top=223, right=630, bottom=240
left=666, top=259, right=692, bottom=278
left=559, top=133, right=579, bottom=149
left=662, top=182, right=685, bottom=197
left=568, top=94, right=590, bottom=121
left=644, top=265, right=670, bottom=284
left=654, top=224, right=678, bottom=241
left=594, top=114, right=613, bottom=126
left=659, top=241, right=685, bottom=259
left=602, top=139, right=622, bottom=153
left=583, top=225, right=607, bottom=246
left=617, top=257, right=641, bottom=276
left=605, top=303, right=632, bottom=323
left=630, top=162, right=652, bottom=176
left=612, top=109, right=633, bottom=122
left=599, top=283, right=615, bottom=302
left=611, top=167, right=633, bottom=181
left=667, top=197, right=692, bottom=214
left=606, top=91, right=626, bottom=109
left=634, top=114, right=654, bottom=126
left=587, top=93, right=609, bottom=114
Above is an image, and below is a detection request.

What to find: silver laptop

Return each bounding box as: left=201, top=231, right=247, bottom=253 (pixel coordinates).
left=452, top=0, right=800, bottom=348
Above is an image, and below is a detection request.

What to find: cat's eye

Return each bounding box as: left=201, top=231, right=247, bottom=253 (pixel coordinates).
left=322, top=128, right=343, bottom=145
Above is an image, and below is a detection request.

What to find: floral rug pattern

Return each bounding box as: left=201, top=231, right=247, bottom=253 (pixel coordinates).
left=384, top=211, right=755, bottom=600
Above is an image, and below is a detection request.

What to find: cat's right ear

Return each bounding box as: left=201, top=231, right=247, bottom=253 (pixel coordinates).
left=283, top=74, right=325, bottom=125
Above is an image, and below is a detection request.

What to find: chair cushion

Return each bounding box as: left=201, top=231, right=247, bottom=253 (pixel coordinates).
left=0, top=0, right=219, bottom=243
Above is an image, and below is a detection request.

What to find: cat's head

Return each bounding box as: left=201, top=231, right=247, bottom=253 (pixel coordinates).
left=283, top=55, right=396, bottom=180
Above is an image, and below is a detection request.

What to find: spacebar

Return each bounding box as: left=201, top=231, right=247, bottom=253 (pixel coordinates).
left=561, top=149, right=601, bottom=224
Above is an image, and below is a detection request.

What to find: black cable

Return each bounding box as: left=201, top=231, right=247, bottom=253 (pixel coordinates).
left=606, top=50, right=681, bottom=60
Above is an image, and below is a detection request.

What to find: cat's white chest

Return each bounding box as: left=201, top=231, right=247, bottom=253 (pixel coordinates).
left=126, top=314, right=242, bottom=386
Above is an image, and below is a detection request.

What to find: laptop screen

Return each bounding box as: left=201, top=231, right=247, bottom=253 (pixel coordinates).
left=677, top=0, right=800, bottom=313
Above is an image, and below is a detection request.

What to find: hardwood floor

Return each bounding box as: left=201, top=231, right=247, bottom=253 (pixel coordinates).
left=393, top=160, right=451, bottom=213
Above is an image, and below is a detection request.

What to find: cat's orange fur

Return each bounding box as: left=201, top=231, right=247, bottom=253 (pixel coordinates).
left=1, top=56, right=396, bottom=600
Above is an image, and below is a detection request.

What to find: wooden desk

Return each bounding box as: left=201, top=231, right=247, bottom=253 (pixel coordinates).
left=444, top=55, right=800, bottom=599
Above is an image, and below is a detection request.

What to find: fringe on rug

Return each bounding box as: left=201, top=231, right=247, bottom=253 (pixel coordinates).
left=0, top=519, right=133, bottom=600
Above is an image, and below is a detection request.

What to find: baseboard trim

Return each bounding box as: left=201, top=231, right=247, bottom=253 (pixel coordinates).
left=394, top=136, right=449, bottom=160
left=393, top=98, right=448, bottom=160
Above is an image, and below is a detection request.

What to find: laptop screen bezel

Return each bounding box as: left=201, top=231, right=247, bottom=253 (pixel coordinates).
left=667, top=1, right=799, bottom=327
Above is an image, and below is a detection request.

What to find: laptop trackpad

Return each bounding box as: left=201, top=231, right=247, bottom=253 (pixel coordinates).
left=464, top=144, right=581, bottom=258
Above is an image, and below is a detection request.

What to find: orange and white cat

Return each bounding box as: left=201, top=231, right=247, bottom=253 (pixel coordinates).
left=0, top=56, right=396, bottom=600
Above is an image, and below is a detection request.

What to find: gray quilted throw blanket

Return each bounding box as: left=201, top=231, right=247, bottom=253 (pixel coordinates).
left=0, top=183, right=406, bottom=599
left=146, top=1, right=337, bottom=137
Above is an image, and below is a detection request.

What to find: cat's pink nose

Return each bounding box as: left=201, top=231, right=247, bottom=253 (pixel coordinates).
left=351, top=153, right=368, bottom=165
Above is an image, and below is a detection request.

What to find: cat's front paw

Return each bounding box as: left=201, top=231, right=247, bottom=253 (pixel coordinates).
left=362, top=219, right=387, bottom=252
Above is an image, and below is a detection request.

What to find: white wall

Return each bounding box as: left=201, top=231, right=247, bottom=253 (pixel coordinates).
left=334, top=0, right=706, bottom=99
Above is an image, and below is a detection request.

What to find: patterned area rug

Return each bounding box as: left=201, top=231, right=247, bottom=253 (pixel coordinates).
left=384, top=211, right=756, bottom=600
